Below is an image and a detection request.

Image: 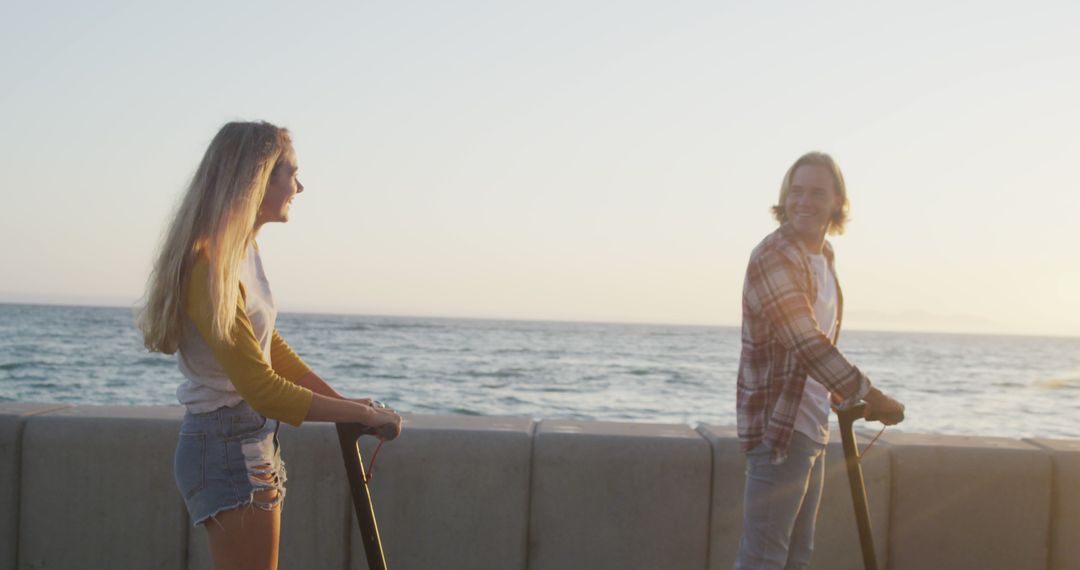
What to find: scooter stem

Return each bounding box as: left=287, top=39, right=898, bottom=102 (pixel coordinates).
left=337, top=423, right=389, bottom=570
left=838, top=403, right=878, bottom=570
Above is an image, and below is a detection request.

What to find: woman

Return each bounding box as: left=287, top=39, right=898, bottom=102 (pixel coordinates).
left=138, top=121, right=402, bottom=570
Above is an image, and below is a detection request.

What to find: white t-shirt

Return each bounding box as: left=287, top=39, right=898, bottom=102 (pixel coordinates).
left=176, top=244, right=278, bottom=413
left=793, top=253, right=839, bottom=444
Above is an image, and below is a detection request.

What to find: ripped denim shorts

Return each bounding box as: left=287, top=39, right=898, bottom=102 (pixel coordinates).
left=174, top=401, right=287, bottom=526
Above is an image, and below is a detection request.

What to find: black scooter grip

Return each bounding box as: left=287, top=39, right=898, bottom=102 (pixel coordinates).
left=837, top=403, right=904, bottom=426
left=374, top=421, right=401, bottom=441
left=338, top=421, right=401, bottom=441
left=866, top=409, right=904, bottom=425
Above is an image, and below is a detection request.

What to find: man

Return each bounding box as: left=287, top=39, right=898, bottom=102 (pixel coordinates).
left=733, top=151, right=904, bottom=569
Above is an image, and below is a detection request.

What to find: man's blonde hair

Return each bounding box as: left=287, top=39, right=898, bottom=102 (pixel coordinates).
left=771, top=151, right=850, bottom=236
left=138, top=121, right=292, bottom=354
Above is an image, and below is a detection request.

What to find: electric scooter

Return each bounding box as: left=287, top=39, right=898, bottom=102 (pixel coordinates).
left=336, top=404, right=400, bottom=570
left=837, top=403, right=903, bottom=570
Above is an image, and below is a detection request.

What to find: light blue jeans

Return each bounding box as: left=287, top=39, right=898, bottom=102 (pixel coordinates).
left=733, top=432, right=826, bottom=570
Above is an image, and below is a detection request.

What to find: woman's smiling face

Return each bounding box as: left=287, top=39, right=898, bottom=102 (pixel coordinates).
left=258, top=145, right=304, bottom=226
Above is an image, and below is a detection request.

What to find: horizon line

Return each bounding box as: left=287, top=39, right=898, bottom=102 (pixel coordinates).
left=2, top=299, right=1077, bottom=341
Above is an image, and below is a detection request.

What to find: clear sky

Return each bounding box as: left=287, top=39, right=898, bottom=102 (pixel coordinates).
left=2, top=1, right=1077, bottom=337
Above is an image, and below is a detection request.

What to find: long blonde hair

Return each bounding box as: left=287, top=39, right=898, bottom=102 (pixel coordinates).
left=771, top=151, right=850, bottom=236
left=138, top=121, right=292, bottom=354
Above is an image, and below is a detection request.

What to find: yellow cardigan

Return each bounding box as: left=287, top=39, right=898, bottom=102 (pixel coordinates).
left=185, top=257, right=314, bottom=426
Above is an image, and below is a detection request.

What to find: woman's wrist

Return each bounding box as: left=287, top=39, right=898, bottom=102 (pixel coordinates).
left=356, top=404, right=383, bottom=425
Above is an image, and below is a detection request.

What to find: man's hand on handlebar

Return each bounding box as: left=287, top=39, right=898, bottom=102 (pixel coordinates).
left=863, top=387, right=905, bottom=425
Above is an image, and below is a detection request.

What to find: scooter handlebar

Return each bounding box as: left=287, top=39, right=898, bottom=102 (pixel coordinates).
left=868, top=408, right=904, bottom=425
left=373, top=421, right=401, bottom=441
left=337, top=421, right=401, bottom=441
left=838, top=402, right=905, bottom=426
left=337, top=401, right=401, bottom=441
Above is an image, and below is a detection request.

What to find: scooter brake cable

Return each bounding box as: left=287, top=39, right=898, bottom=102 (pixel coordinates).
left=860, top=425, right=887, bottom=455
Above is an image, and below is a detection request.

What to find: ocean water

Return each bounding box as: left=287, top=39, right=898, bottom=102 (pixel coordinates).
left=2, top=303, right=1079, bottom=439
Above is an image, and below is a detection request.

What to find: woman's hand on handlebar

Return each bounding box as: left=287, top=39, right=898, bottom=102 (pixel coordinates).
left=305, top=393, right=400, bottom=435
left=368, top=406, right=403, bottom=441
left=353, top=398, right=402, bottom=440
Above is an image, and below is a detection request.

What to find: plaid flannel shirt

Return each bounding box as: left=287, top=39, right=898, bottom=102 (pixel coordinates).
left=736, top=225, right=871, bottom=463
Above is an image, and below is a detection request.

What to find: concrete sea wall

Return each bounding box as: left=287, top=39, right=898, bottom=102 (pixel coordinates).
left=1, top=402, right=1075, bottom=569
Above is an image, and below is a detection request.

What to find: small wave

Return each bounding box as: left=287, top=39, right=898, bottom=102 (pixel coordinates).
left=0, top=361, right=51, bottom=371
left=369, top=373, right=409, bottom=380
left=1035, top=375, right=1080, bottom=390
left=334, top=362, right=375, bottom=371
left=27, top=381, right=63, bottom=390
left=371, top=322, right=440, bottom=331
left=339, top=321, right=442, bottom=332
left=470, top=369, right=528, bottom=379
left=134, top=356, right=174, bottom=367
left=492, top=348, right=537, bottom=356
left=665, top=373, right=699, bottom=386
left=532, top=385, right=581, bottom=393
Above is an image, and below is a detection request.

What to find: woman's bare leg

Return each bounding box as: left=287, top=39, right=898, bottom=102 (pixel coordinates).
left=205, top=489, right=282, bottom=570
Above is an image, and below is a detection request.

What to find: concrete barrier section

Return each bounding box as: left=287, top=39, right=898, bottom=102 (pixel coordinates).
left=0, top=403, right=73, bottom=570
left=1028, top=438, right=1080, bottom=570
left=280, top=422, right=354, bottom=570
left=17, top=405, right=187, bottom=570
left=5, top=402, right=1079, bottom=569
left=350, top=414, right=535, bottom=570
left=529, top=420, right=711, bottom=570
left=697, top=424, right=743, bottom=570
left=884, top=432, right=1051, bottom=570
